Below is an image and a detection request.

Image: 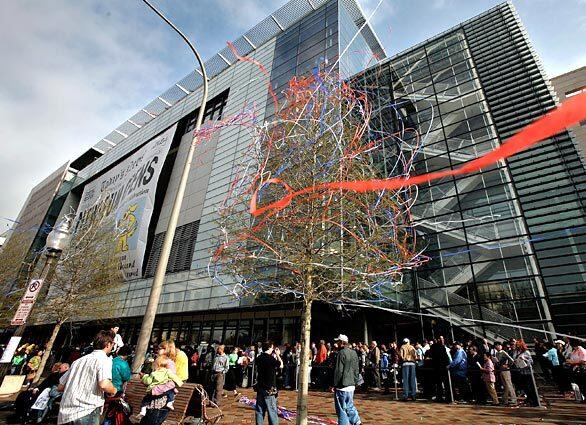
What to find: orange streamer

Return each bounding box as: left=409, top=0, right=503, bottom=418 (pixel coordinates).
left=250, top=91, right=586, bottom=217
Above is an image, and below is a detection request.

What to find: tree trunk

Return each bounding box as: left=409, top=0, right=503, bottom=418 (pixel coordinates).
left=33, top=320, right=63, bottom=384
left=296, top=297, right=312, bottom=425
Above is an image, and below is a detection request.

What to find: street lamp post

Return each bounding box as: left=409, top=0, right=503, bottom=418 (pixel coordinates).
left=131, top=0, right=209, bottom=374
left=0, top=219, right=71, bottom=378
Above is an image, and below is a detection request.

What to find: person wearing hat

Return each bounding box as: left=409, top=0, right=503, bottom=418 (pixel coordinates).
left=332, top=334, right=362, bottom=425
left=551, top=340, right=573, bottom=396
left=399, top=338, right=418, bottom=401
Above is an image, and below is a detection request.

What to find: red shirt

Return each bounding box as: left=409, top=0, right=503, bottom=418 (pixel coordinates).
left=316, top=345, right=328, bottom=364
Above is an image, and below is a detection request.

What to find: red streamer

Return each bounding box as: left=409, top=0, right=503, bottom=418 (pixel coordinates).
left=251, top=91, right=586, bottom=218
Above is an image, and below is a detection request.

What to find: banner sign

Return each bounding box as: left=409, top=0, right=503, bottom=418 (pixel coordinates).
left=75, top=125, right=177, bottom=280
left=11, top=279, right=44, bottom=326
left=0, top=336, right=22, bottom=363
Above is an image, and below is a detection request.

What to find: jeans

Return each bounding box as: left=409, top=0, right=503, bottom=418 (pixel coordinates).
left=334, top=389, right=361, bottom=425
left=402, top=364, right=417, bottom=399
left=255, top=389, right=279, bottom=425
left=139, top=408, right=169, bottom=425
left=63, top=407, right=101, bottom=425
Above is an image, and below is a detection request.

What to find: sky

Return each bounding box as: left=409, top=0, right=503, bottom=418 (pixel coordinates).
left=1, top=0, right=585, bottom=230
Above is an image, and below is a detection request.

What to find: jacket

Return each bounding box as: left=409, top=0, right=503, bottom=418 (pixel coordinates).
left=112, top=357, right=131, bottom=392
left=333, top=347, right=360, bottom=389
left=141, top=369, right=183, bottom=392
left=399, top=344, right=417, bottom=363
left=175, top=350, right=189, bottom=381
left=449, top=348, right=467, bottom=379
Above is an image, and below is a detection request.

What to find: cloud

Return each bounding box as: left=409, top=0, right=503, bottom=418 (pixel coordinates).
left=431, top=0, right=455, bottom=9
left=0, top=1, right=181, bottom=227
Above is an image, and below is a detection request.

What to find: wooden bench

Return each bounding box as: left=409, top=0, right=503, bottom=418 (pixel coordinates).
left=124, top=378, right=223, bottom=425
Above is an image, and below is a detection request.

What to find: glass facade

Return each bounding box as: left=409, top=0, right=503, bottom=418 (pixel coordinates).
left=355, top=2, right=586, bottom=340
left=463, top=4, right=586, bottom=337
left=338, top=0, right=376, bottom=79
left=15, top=1, right=586, bottom=346
left=266, top=0, right=339, bottom=117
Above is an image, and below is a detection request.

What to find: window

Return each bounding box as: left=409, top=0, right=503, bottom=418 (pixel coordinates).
left=184, top=90, right=229, bottom=134
left=565, top=87, right=585, bottom=98
left=145, top=220, right=200, bottom=277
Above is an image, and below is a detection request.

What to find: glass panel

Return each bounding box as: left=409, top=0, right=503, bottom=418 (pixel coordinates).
left=212, top=321, right=225, bottom=344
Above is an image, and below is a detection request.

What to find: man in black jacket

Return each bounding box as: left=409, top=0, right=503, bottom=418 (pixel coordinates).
left=430, top=336, right=452, bottom=402
left=255, top=341, right=282, bottom=425
left=333, top=334, right=362, bottom=425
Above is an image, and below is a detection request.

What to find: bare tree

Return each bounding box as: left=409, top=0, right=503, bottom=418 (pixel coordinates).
left=212, top=74, right=424, bottom=424
left=31, top=214, right=123, bottom=382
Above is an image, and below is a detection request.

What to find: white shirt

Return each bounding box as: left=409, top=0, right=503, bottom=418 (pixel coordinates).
left=58, top=350, right=112, bottom=424
left=113, top=334, right=124, bottom=352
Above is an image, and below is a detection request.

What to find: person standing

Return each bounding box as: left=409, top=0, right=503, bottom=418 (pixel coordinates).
left=449, top=342, right=468, bottom=402
left=479, top=352, right=499, bottom=405
left=315, top=340, right=328, bottom=389
left=225, top=347, right=240, bottom=396
left=110, top=325, right=124, bottom=354
left=332, top=335, right=362, bottom=425
left=254, top=341, right=282, bottom=425
left=367, top=341, right=381, bottom=390
left=112, top=346, right=132, bottom=394
left=174, top=344, right=189, bottom=382
left=467, top=345, right=486, bottom=404
left=57, top=330, right=117, bottom=425
left=211, top=345, right=229, bottom=406
left=399, top=338, right=417, bottom=401
left=495, top=342, right=517, bottom=406
left=566, top=339, right=586, bottom=401
left=430, top=336, right=451, bottom=402
left=513, top=340, right=538, bottom=407
left=282, top=344, right=295, bottom=389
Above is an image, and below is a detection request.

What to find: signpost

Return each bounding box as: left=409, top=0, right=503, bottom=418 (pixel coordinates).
left=11, top=279, right=44, bottom=326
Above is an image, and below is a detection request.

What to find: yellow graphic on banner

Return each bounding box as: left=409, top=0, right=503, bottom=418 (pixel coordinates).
left=116, top=204, right=138, bottom=253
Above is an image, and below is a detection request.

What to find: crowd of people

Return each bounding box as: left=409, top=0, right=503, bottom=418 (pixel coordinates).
left=305, top=335, right=586, bottom=407
left=3, top=324, right=586, bottom=425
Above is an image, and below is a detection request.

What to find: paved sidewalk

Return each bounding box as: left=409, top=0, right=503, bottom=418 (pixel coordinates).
left=218, top=388, right=586, bottom=424
left=1, top=386, right=585, bottom=424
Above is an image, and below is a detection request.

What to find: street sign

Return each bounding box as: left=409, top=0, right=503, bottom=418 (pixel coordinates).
left=10, top=279, right=44, bottom=326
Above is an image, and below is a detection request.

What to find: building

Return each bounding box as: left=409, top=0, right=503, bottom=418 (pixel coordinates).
left=354, top=1, right=586, bottom=343
left=551, top=66, right=586, bottom=157
left=7, top=1, right=586, bottom=347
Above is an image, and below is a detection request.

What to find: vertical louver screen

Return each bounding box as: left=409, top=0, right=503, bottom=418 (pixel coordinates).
left=145, top=220, right=200, bottom=277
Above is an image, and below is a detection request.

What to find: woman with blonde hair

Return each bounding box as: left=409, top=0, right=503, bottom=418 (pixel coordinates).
left=159, top=340, right=189, bottom=382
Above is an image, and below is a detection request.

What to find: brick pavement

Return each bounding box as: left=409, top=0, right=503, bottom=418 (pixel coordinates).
left=216, top=388, right=586, bottom=425
left=1, top=386, right=585, bottom=424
